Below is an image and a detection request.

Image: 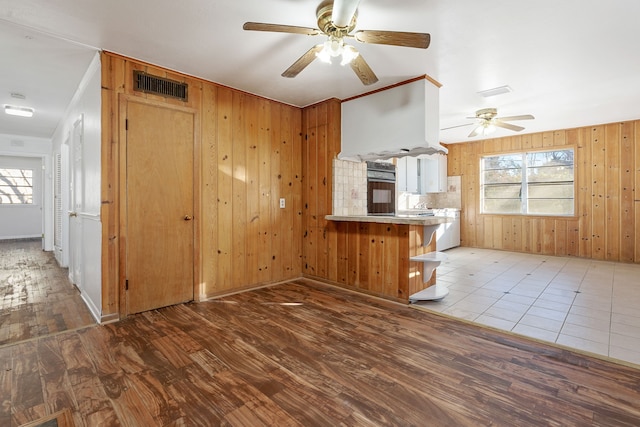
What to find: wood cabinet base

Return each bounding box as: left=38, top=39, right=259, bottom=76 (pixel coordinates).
left=305, top=220, right=438, bottom=303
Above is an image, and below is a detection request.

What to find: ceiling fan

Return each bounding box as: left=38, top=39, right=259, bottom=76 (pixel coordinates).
left=243, top=0, right=430, bottom=85
left=442, top=108, right=535, bottom=138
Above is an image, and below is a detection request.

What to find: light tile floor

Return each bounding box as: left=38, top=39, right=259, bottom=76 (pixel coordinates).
left=413, top=247, right=640, bottom=367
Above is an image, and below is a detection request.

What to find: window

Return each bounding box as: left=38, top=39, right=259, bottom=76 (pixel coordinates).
left=481, top=149, right=574, bottom=216
left=0, top=168, right=34, bottom=204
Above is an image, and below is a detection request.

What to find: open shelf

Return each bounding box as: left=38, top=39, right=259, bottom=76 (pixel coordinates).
left=409, top=251, right=449, bottom=263
left=409, top=284, right=449, bottom=302
left=409, top=251, right=449, bottom=301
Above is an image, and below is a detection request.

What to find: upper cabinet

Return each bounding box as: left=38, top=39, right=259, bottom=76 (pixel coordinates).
left=420, top=153, right=448, bottom=193
left=398, top=153, right=447, bottom=194
left=339, top=77, right=447, bottom=161
left=397, top=156, right=419, bottom=193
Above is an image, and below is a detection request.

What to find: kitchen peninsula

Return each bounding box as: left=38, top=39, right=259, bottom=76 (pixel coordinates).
left=324, top=214, right=450, bottom=303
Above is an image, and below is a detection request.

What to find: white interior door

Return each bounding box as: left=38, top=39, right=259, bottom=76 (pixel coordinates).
left=69, top=116, right=84, bottom=289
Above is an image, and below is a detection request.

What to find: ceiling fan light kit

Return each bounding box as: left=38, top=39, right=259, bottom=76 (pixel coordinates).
left=243, top=0, right=430, bottom=85
left=316, top=36, right=359, bottom=65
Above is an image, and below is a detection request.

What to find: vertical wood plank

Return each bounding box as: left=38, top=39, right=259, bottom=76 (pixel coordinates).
left=348, top=222, right=360, bottom=286
left=383, top=224, right=400, bottom=298
left=635, top=122, right=640, bottom=262
left=256, top=98, right=273, bottom=283
left=604, top=123, right=620, bottom=260
left=502, top=217, right=513, bottom=251
left=291, top=107, right=304, bottom=275
left=200, top=82, right=218, bottom=297
left=619, top=122, right=635, bottom=262
left=492, top=217, right=503, bottom=249
left=566, top=220, right=579, bottom=257
left=216, top=87, right=234, bottom=291
left=591, top=125, right=606, bottom=260
left=245, top=95, right=261, bottom=285
left=575, top=127, right=592, bottom=259
left=555, top=220, right=567, bottom=256
left=358, top=223, right=370, bottom=289
left=270, top=103, right=284, bottom=278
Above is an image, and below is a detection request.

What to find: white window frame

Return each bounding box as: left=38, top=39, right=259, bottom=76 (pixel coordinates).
left=480, top=148, right=575, bottom=216
left=0, top=167, right=35, bottom=205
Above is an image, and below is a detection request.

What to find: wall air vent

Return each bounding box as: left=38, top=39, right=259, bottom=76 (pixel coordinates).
left=133, top=70, right=188, bottom=101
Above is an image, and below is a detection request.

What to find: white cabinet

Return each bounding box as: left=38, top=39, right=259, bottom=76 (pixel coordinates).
left=397, top=156, right=419, bottom=193
left=420, top=153, right=448, bottom=193
left=398, top=154, right=447, bottom=194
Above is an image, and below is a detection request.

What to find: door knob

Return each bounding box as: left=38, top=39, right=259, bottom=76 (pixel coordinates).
left=69, top=212, right=78, bottom=217
left=183, top=215, right=193, bottom=221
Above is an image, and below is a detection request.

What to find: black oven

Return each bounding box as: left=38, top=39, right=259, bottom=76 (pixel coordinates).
left=366, top=161, right=396, bottom=216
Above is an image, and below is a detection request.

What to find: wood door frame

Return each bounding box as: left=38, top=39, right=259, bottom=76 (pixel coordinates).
left=117, top=94, right=202, bottom=318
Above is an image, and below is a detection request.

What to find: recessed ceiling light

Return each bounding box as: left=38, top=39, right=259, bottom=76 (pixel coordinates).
left=4, top=105, right=35, bottom=117
left=477, top=85, right=513, bottom=98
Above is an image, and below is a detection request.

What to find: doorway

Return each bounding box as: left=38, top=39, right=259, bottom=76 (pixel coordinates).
left=123, top=99, right=196, bottom=314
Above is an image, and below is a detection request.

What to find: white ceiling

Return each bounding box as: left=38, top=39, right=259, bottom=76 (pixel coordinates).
left=1, top=0, right=640, bottom=143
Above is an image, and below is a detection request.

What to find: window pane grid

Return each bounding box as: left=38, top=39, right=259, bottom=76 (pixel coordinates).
left=0, top=168, right=34, bottom=204
left=481, top=149, right=574, bottom=216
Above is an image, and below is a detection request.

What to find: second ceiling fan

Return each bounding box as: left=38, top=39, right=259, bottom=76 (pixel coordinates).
left=243, top=0, right=430, bottom=85
left=443, top=108, right=535, bottom=138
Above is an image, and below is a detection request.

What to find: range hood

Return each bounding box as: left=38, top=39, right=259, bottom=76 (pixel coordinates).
left=339, top=77, right=446, bottom=162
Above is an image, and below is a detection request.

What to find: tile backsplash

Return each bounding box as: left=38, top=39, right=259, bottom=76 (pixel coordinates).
left=332, top=158, right=461, bottom=216
left=397, top=175, right=462, bottom=210
left=332, top=159, right=367, bottom=216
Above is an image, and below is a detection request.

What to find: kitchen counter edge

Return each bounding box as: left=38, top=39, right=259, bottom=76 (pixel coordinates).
left=325, top=215, right=450, bottom=225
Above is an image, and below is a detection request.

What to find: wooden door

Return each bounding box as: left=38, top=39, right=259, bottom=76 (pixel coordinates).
left=125, top=100, right=194, bottom=314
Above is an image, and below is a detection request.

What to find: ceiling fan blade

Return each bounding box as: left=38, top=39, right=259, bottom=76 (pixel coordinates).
left=468, top=126, right=483, bottom=138
left=281, top=44, right=324, bottom=78
left=494, top=120, right=525, bottom=132
left=348, top=47, right=378, bottom=85
left=243, top=22, right=321, bottom=36
left=495, top=114, right=535, bottom=121
left=353, top=30, right=430, bottom=49
left=332, top=0, right=361, bottom=27
left=441, top=123, right=475, bottom=131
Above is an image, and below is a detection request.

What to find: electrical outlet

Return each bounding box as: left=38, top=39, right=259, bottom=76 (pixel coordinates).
left=279, top=198, right=285, bottom=208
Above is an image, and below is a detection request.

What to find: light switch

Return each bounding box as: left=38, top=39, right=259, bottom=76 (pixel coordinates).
left=279, top=198, right=285, bottom=208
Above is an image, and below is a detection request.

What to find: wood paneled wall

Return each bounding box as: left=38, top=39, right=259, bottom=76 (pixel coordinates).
left=446, top=120, right=640, bottom=263
left=101, top=52, right=303, bottom=319
left=301, top=99, right=342, bottom=278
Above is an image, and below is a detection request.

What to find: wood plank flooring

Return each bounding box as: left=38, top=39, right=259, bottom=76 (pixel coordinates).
left=3, top=276, right=640, bottom=426
left=0, top=240, right=95, bottom=346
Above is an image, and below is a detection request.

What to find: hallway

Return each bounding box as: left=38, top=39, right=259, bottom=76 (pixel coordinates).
left=0, top=239, right=95, bottom=347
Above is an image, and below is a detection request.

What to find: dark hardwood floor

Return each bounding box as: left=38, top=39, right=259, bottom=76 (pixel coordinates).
left=2, top=251, right=640, bottom=426
left=0, top=239, right=95, bottom=347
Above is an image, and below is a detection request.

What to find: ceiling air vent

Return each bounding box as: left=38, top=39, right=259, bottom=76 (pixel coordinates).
left=133, top=70, right=188, bottom=101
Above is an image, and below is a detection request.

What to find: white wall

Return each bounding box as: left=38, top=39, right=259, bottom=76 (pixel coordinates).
left=51, top=52, right=102, bottom=322
left=0, top=134, right=53, bottom=246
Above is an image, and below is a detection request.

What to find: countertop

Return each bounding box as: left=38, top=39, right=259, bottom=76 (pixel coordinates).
left=325, top=215, right=451, bottom=225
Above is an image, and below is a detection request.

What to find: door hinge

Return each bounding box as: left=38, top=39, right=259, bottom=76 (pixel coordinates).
left=125, top=119, right=128, bottom=131
left=125, top=279, right=129, bottom=290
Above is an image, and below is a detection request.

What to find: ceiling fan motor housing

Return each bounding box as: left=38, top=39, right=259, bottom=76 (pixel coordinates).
left=316, top=0, right=357, bottom=36
left=476, top=108, right=497, bottom=120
